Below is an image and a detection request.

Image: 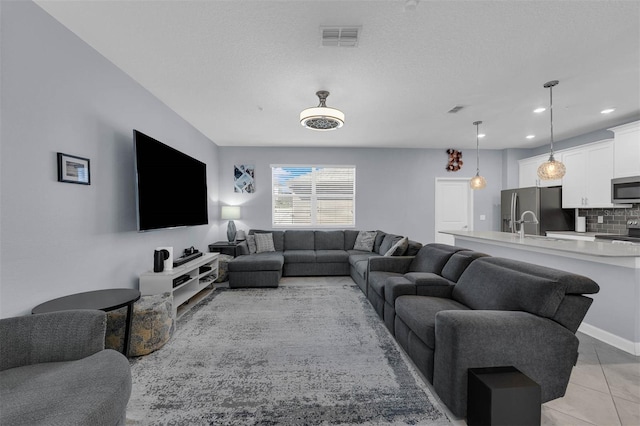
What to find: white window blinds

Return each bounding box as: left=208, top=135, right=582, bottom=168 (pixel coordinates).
left=272, top=165, right=356, bottom=227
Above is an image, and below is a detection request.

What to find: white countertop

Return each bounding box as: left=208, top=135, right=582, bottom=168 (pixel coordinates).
left=441, top=230, right=640, bottom=258
left=545, top=231, right=602, bottom=237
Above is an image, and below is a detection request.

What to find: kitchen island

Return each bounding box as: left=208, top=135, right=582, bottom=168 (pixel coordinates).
left=441, top=230, right=640, bottom=355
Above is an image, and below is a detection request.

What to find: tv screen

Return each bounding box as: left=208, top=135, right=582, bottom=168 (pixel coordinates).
left=134, top=130, right=209, bottom=231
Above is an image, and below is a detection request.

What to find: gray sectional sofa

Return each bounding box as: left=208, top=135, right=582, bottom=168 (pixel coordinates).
left=0, top=310, right=132, bottom=425
left=368, top=244, right=600, bottom=417
left=228, top=229, right=422, bottom=290
left=228, top=233, right=600, bottom=419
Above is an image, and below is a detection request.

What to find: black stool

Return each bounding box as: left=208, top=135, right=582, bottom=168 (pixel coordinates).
left=467, top=366, right=541, bottom=426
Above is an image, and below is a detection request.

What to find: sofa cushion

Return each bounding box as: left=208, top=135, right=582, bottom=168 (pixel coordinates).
left=452, top=259, right=567, bottom=318
left=251, top=230, right=284, bottom=252
left=246, top=235, right=257, bottom=254
left=409, top=244, right=466, bottom=273
left=374, top=231, right=387, bottom=254
left=406, top=240, right=423, bottom=256
left=354, top=231, right=376, bottom=251
left=255, top=233, right=276, bottom=253
left=379, top=234, right=402, bottom=255
left=479, top=257, right=599, bottom=295
left=283, top=250, right=316, bottom=263
left=384, top=237, right=408, bottom=256
left=315, top=250, right=349, bottom=263
left=284, top=230, right=315, bottom=250
left=344, top=230, right=360, bottom=250
left=228, top=253, right=284, bottom=272
left=315, top=231, right=345, bottom=250
left=395, top=296, right=469, bottom=349
left=440, top=251, right=488, bottom=282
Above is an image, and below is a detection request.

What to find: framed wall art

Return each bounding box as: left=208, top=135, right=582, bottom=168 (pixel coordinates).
left=234, top=164, right=255, bottom=193
left=57, top=152, right=90, bottom=185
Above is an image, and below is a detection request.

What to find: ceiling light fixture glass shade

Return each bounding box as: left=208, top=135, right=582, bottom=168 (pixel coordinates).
left=537, top=80, right=566, bottom=180
left=470, top=120, right=487, bottom=190
left=300, top=91, right=344, bottom=131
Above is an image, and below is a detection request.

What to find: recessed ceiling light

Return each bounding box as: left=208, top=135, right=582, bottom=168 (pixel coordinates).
left=601, top=108, right=616, bottom=114
left=478, top=133, right=486, bottom=138
left=534, top=107, right=546, bottom=113
left=526, top=135, right=535, bottom=139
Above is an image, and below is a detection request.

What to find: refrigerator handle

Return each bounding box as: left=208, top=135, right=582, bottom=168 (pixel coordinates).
left=510, top=193, right=515, bottom=233
left=510, top=192, right=518, bottom=233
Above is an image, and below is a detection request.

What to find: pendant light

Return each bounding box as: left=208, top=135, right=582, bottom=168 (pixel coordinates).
left=469, top=120, right=487, bottom=190
left=300, top=91, right=344, bottom=131
left=537, top=80, right=566, bottom=180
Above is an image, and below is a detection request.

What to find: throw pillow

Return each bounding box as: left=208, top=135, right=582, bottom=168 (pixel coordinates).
left=246, top=235, right=257, bottom=254
left=255, top=233, right=276, bottom=253
left=353, top=231, right=377, bottom=252
left=384, top=236, right=409, bottom=257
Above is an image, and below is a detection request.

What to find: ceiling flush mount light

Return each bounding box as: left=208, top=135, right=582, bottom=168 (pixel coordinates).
left=469, top=121, right=487, bottom=190
left=300, top=91, right=344, bottom=131
left=537, top=80, right=566, bottom=181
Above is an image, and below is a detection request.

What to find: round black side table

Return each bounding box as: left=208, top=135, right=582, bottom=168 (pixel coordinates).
left=32, top=288, right=141, bottom=356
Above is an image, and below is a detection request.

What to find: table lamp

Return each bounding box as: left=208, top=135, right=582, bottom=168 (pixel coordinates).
left=221, top=206, right=241, bottom=242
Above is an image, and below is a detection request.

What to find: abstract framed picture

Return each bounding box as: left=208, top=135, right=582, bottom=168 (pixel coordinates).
left=234, top=164, right=255, bottom=193
left=57, top=153, right=90, bottom=185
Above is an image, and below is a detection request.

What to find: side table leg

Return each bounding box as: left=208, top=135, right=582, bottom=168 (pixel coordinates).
left=123, top=302, right=135, bottom=356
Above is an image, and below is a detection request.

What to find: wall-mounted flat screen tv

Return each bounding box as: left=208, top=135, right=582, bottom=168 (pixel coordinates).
left=134, top=130, right=208, bottom=231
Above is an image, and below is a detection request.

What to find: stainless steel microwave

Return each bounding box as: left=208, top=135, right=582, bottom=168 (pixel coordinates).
left=611, top=176, right=640, bottom=203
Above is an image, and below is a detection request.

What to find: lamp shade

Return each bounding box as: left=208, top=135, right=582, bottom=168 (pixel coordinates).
left=221, top=206, right=241, bottom=220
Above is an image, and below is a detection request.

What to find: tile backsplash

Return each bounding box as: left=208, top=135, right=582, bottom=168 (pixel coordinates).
left=578, top=204, right=640, bottom=234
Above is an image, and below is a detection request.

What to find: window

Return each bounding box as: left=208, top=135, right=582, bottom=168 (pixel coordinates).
left=272, top=165, right=356, bottom=227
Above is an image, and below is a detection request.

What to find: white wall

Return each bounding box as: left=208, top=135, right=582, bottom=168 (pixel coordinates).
left=0, top=1, right=220, bottom=317
left=218, top=147, right=503, bottom=244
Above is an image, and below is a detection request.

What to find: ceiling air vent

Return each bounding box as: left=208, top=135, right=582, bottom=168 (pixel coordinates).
left=448, top=105, right=465, bottom=114
left=320, top=26, right=361, bottom=47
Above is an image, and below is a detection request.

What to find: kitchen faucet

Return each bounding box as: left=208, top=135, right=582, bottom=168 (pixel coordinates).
left=516, top=210, right=539, bottom=239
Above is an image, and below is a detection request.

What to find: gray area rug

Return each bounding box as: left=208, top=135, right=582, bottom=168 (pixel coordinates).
left=126, top=277, right=451, bottom=425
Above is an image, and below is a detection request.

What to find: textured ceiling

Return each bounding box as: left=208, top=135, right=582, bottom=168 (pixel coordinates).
left=35, top=0, right=640, bottom=150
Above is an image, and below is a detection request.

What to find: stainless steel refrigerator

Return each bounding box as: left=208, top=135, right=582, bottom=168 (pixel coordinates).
left=501, top=186, right=575, bottom=235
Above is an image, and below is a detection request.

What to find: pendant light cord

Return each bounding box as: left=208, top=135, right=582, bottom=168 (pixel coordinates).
left=549, top=84, right=554, bottom=156
left=473, top=120, right=482, bottom=175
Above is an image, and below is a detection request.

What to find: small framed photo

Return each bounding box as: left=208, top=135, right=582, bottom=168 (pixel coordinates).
left=57, top=153, right=90, bottom=185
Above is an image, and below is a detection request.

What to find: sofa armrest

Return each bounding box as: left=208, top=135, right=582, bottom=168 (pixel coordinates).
left=236, top=241, right=249, bottom=256
left=0, top=310, right=107, bottom=371
left=433, top=310, right=579, bottom=417
left=368, top=256, right=413, bottom=273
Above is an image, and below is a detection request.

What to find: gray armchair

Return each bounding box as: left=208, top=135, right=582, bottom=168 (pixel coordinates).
left=0, top=310, right=131, bottom=425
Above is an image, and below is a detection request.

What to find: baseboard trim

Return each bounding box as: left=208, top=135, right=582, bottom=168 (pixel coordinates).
left=579, top=322, right=640, bottom=356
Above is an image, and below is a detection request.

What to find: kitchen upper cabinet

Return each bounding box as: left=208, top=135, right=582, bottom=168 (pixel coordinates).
left=518, top=153, right=563, bottom=188
left=610, top=121, right=640, bottom=178
left=561, top=140, right=616, bottom=208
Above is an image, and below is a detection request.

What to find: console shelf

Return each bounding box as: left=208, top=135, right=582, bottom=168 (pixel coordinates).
left=139, top=252, right=219, bottom=318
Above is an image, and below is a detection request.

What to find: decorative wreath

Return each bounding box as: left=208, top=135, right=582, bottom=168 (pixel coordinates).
left=446, top=149, right=463, bottom=172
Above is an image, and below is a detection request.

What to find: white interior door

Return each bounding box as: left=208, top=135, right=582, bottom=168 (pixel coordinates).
left=434, top=178, right=473, bottom=245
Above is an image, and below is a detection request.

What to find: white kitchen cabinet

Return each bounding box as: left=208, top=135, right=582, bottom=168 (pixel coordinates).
left=561, top=139, right=617, bottom=208
left=610, top=121, right=640, bottom=178
left=518, top=153, right=563, bottom=188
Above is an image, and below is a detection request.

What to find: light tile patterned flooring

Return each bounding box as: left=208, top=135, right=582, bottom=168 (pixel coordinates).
left=446, top=332, right=640, bottom=426
left=541, top=333, right=640, bottom=426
